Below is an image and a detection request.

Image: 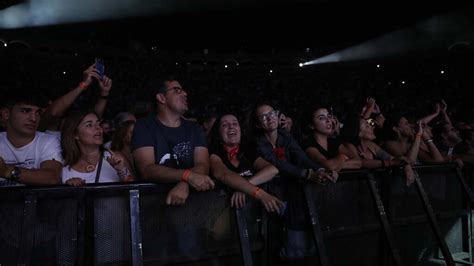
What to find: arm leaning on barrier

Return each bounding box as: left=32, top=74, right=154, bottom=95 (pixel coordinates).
left=210, top=154, right=283, bottom=213
left=0, top=156, right=62, bottom=185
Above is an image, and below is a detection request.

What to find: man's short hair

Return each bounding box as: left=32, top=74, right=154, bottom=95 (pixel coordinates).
left=146, top=76, right=179, bottom=97
left=3, top=88, right=48, bottom=109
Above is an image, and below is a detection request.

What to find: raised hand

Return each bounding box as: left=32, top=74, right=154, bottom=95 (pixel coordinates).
left=440, top=99, right=448, bottom=113
left=98, top=75, right=112, bottom=96
left=106, top=150, right=126, bottom=171
left=82, top=64, right=101, bottom=87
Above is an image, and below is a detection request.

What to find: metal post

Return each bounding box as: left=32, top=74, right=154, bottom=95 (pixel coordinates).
left=366, top=173, right=402, bottom=266
left=455, top=168, right=474, bottom=205
left=235, top=208, right=253, bottom=266
left=413, top=170, right=455, bottom=266
left=129, top=189, right=143, bottom=266
left=303, top=184, right=329, bottom=266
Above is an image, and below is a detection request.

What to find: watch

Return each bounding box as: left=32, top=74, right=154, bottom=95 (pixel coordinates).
left=9, top=167, right=21, bottom=181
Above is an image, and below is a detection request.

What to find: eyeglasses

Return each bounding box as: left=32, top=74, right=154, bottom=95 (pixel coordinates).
left=258, top=110, right=279, bottom=122
left=164, top=86, right=185, bottom=94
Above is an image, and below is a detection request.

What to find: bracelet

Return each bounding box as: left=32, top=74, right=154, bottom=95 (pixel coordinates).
left=252, top=187, right=261, bottom=198
left=181, top=169, right=191, bottom=183
left=78, top=82, right=89, bottom=90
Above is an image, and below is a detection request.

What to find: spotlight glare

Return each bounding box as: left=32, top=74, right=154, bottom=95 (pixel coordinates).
left=376, top=64, right=380, bottom=68
left=441, top=70, right=444, bottom=74
left=299, top=63, right=303, bottom=67
left=402, top=81, right=405, bottom=84
left=270, top=69, right=273, bottom=73
left=62, top=71, right=66, bottom=75
left=224, top=65, right=228, bottom=68
left=3, top=43, right=7, bottom=47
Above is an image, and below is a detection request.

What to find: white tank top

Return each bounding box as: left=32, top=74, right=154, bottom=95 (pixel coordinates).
left=61, top=151, right=121, bottom=184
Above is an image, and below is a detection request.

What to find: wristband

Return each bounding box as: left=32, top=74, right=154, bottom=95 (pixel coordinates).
left=78, top=82, right=89, bottom=90
left=252, top=187, right=261, bottom=198
left=181, top=169, right=191, bottom=183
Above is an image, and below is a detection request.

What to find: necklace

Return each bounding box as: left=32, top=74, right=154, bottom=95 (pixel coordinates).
left=83, top=156, right=99, bottom=172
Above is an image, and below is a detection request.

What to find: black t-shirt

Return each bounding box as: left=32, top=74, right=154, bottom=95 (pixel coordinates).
left=210, top=144, right=258, bottom=178
left=302, top=136, right=341, bottom=160
left=131, top=114, right=207, bottom=170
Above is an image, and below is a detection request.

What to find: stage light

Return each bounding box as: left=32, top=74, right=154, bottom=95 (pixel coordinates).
left=402, top=81, right=405, bottom=84
left=224, top=65, right=228, bottom=68
left=376, top=64, right=380, bottom=68
left=299, top=63, right=303, bottom=67
left=269, top=69, right=273, bottom=73
left=301, top=8, right=474, bottom=66
left=441, top=70, right=444, bottom=74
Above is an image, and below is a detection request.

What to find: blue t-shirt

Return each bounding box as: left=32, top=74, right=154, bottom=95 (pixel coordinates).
left=131, top=115, right=207, bottom=170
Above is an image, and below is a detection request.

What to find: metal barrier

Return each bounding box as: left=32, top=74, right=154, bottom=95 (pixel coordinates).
left=0, top=183, right=261, bottom=266
left=306, top=164, right=473, bottom=266
left=0, top=163, right=471, bottom=266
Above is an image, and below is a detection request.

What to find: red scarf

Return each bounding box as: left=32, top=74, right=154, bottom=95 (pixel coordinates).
left=273, top=147, right=286, bottom=161
left=223, top=144, right=240, bottom=161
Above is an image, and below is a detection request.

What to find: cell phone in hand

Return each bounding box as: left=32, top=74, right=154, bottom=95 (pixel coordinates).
left=95, top=58, right=105, bottom=80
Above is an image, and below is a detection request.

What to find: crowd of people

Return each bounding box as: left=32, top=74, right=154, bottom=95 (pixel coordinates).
left=1, top=46, right=474, bottom=262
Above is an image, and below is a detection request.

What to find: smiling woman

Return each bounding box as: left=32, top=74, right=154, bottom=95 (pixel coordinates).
left=60, top=109, right=134, bottom=185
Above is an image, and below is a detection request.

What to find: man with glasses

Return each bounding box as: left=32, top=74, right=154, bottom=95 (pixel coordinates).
left=132, top=77, right=215, bottom=255
left=132, top=77, right=215, bottom=204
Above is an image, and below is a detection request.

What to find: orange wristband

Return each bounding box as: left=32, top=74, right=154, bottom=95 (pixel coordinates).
left=181, top=169, right=191, bottom=183
left=252, top=187, right=261, bottom=198
left=79, top=82, right=89, bottom=90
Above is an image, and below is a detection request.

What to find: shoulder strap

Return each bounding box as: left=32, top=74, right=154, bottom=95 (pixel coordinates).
left=94, top=151, right=104, bottom=183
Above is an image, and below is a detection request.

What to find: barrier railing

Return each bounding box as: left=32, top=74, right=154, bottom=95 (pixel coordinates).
left=0, top=163, right=471, bottom=266
left=306, top=163, right=472, bottom=266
